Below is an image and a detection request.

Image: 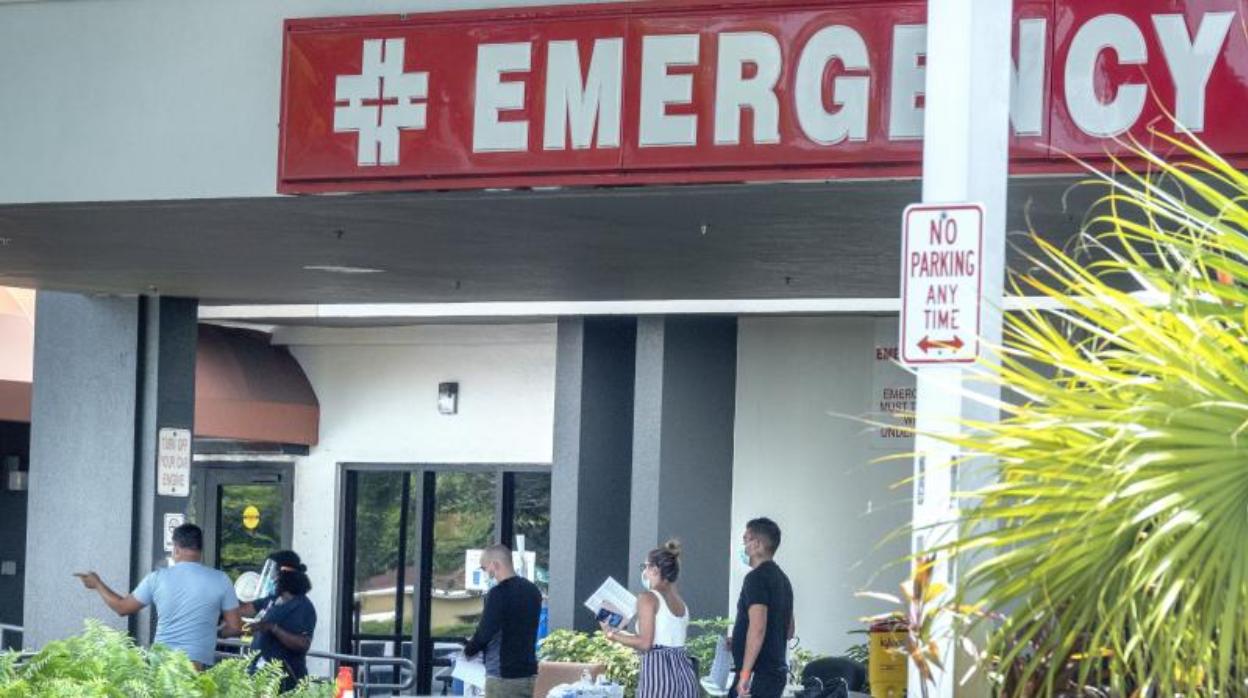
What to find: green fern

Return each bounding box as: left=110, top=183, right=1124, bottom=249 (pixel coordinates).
left=0, top=621, right=332, bottom=696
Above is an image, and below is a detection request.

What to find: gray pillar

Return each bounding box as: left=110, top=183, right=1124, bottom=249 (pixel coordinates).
left=630, top=317, right=737, bottom=621
left=132, top=296, right=199, bottom=645
left=549, top=317, right=637, bottom=631
left=24, top=293, right=197, bottom=649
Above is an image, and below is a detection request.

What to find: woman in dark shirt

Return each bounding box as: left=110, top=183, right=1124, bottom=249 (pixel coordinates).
left=249, top=565, right=317, bottom=692
left=237, top=550, right=304, bottom=618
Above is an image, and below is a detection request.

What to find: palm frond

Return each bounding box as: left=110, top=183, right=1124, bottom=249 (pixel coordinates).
left=923, top=131, right=1248, bottom=697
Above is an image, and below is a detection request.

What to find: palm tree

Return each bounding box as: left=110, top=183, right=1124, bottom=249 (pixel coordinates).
left=925, top=129, right=1248, bottom=697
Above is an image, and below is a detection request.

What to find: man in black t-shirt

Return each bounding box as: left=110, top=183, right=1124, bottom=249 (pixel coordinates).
left=730, top=517, right=794, bottom=698
left=464, top=545, right=543, bottom=698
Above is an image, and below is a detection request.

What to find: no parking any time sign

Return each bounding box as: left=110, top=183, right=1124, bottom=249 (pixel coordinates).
left=900, top=204, right=984, bottom=366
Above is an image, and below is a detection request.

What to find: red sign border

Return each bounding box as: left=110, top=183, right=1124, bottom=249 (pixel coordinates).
left=276, top=0, right=1072, bottom=194
left=277, top=0, right=1248, bottom=194
left=899, top=202, right=985, bottom=366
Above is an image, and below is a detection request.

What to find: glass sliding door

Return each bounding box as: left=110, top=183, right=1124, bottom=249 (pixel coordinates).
left=418, top=471, right=497, bottom=693
left=339, top=465, right=550, bottom=696
left=340, top=470, right=417, bottom=691
left=511, top=472, right=552, bottom=595
left=216, top=483, right=286, bottom=581
left=192, top=464, right=294, bottom=587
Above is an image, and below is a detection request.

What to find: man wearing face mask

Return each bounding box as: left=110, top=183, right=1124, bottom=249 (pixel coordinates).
left=729, top=518, right=794, bottom=698
left=464, top=544, right=543, bottom=698
left=75, top=524, right=242, bottom=670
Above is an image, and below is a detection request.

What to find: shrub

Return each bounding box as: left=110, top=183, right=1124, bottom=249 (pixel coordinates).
left=0, top=621, right=332, bottom=697
left=685, top=617, right=731, bottom=681
left=539, top=628, right=640, bottom=697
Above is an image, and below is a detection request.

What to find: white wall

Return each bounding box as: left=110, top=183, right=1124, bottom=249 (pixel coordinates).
left=731, top=316, right=913, bottom=658
left=280, top=323, right=557, bottom=657
left=0, top=0, right=633, bottom=204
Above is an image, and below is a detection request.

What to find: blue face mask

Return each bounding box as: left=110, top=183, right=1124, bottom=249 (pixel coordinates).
left=738, top=545, right=752, bottom=568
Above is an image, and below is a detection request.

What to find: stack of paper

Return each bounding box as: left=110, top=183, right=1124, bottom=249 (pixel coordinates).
left=582, top=577, right=637, bottom=628
left=452, top=652, right=487, bottom=691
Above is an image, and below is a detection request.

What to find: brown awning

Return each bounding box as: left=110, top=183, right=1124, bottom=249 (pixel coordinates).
left=0, top=288, right=34, bottom=423
left=0, top=295, right=319, bottom=445
left=195, top=325, right=319, bottom=446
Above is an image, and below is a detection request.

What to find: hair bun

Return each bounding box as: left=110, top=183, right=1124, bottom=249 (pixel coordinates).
left=663, top=539, right=682, bottom=558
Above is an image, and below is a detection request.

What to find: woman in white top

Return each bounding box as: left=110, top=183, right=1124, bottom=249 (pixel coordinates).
left=601, top=540, right=700, bottom=698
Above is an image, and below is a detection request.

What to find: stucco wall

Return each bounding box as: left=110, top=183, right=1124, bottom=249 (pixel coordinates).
left=730, top=315, right=913, bottom=658
left=24, top=293, right=140, bottom=648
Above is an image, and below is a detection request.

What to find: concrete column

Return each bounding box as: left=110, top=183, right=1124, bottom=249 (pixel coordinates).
left=24, top=293, right=197, bottom=649
left=913, top=1, right=1011, bottom=695
left=630, top=317, right=737, bottom=621
left=132, top=296, right=199, bottom=645
left=549, top=317, right=637, bottom=631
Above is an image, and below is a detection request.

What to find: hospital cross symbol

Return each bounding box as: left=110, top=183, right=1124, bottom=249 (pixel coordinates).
left=333, top=38, right=429, bottom=167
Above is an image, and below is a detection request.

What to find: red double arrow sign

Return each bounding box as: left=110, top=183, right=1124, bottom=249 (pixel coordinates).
left=917, top=336, right=965, bottom=353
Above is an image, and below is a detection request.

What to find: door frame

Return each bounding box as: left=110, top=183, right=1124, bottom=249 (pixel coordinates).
left=336, top=462, right=550, bottom=694
left=193, top=461, right=295, bottom=571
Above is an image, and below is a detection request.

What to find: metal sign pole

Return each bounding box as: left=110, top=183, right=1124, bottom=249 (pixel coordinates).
left=909, top=1, right=1012, bottom=696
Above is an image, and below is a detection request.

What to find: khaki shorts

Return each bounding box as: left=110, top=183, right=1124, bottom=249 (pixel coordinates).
left=485, top=676, right=536, bottom=698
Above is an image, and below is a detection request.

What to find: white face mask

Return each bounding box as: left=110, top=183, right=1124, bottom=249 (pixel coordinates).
left=641, top=572, right=653, bottom=591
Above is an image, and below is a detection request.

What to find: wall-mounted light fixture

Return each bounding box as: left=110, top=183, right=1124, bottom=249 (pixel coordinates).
left=438, top=382, right=459, bottom=415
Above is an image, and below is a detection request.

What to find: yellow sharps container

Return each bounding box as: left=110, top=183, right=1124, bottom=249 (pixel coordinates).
left=868, top=619, right=908, bottom=698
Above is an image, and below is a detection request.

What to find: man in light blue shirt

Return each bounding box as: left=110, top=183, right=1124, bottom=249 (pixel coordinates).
left=76, top=523, right=242, bottom=667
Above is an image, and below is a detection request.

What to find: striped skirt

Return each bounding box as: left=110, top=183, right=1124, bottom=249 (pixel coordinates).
left=637, top=646, right=700, bottom=698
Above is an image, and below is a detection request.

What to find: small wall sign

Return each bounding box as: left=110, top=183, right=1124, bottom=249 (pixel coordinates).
left=156, top=428, right=192, bottom=497
left=242, top=505, right=261, bottom=531
left=163, top=513, right=186, bottom=552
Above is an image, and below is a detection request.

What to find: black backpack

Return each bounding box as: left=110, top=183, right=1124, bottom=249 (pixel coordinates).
left=797, top=676, right=850, bottom=698
left=798, top=657, right=867, bottom=698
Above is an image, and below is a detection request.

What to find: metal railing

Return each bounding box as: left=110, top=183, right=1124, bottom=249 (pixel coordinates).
left=216, top=638, right=417, bottom=695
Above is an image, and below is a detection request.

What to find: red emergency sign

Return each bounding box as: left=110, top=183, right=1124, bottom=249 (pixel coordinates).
left=279, top=0, right=1248, bottom=193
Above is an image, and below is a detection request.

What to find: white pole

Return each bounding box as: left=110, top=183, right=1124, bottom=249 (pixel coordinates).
left=912, top=1, right=1012, bottom=696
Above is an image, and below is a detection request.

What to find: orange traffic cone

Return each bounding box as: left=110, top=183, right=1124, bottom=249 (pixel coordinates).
left=335, top=666, right=355, bottom=698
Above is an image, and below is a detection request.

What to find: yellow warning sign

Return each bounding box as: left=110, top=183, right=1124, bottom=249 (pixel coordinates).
left=242, top=505, right=261, bottom=531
